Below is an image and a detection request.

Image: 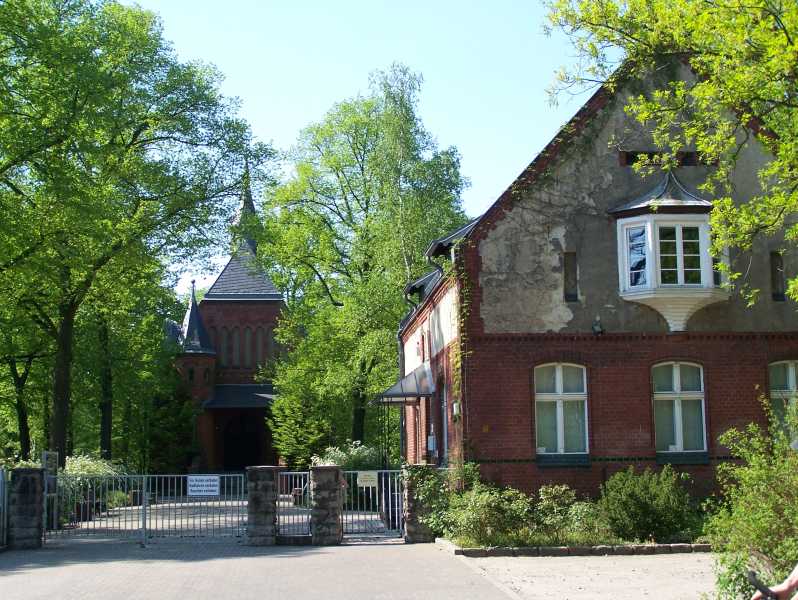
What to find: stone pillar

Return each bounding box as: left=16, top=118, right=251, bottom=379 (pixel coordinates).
left=8, top=468, right=44, bottom=550
left=246, top=466, right=279, bottom=546
left=310, top=466, right=343, bottom=545
left=403, top=464, right=436, bottom=543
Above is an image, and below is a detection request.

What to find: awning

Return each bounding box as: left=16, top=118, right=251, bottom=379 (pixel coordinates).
left=202, top=384, right=275, bottom=409
left=376, top=363, right=436, bottom=404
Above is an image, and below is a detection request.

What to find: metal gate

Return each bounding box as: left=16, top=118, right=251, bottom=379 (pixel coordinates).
left=342, top=470, right=403, bottom=537
left=43, top=473, right=246, bottom=542
left=0, top=468, right=8, bottom=548
left=277, top=471, right=310, bottom=535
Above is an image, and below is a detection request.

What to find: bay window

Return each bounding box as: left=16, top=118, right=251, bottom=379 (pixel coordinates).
left=652, top=362, right=706, bottom=452
left=535, top=363, right=588, bottom=454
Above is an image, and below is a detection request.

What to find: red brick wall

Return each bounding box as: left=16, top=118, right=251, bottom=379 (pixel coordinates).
left=174, top=354, right=216, bottom=406
left=457, top=331, right=798, bottom=496
left=199, top=300, right=282, bottom=384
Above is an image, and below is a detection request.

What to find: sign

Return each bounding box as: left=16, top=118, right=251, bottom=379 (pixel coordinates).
left=357, top=471, right=378, bottom=488
left=188, top=475, right=220, bottom=496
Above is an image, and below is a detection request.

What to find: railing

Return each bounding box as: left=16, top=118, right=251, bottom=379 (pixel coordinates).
left=342, top=470, right=403, bottom=536
left=277, top=471, right=310, bottom=535
left=0, top=468, right=7, bottom=548
left=44, top=473, right=246, bottom=541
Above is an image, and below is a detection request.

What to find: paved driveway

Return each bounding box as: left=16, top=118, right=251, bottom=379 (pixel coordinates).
left=0, top=539, right=717, bottom=600
left=0, top=539, right=510, bottom=600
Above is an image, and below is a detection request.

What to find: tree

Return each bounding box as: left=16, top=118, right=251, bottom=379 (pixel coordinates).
left=259, top=65, right=467, bottom=467
left=546, top=0, right=798, bottom=297
left=0, top=0, right=271, bottom=463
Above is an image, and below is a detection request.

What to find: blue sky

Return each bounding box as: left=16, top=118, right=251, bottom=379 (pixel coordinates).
left=129, top=1, right=592, bottom=288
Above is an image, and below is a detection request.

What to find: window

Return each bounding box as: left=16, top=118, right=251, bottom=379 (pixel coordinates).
left=188, top=368, right=194, bottom=382
left=535, top=363, right=588, bottom=454
left=232, top=328, right=240, bottom=367
left=652, top=362, right=706, bottom=452
left=219, top=328, right=229, bottom=366
left=244, top=327, right=253, bottom=367
left=563, top=252, right=578, bottom=302
left=658, top=225, right=702, bottom=285
left=771, top=252, right=786, bottom=301
left=627, top=226, right=648, bottom=288
left=256, top=327, right=265, bottom=365
left=768, top=361, right=798, bottom=423
left=203, top=368, right=210, bottom=383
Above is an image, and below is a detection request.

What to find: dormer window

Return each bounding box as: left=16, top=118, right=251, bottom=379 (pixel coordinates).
left=611, top=173, right=728, bottom=331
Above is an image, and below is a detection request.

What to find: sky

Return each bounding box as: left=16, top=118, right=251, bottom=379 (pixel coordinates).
left=127, top=1, right=593, bottom=290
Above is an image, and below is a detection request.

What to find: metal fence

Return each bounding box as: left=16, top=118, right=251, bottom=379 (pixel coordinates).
left=44, top=473, right=246, bottom=542
left=277, top=471, right=310, bottom=535
left=342, top=470, right=403, bottom=537
left=0, top=468, right=7, bottom=548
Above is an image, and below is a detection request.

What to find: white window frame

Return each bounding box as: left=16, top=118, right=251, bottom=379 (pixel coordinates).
left=652, top=361, right=707, bottom=453
left=534, top=363, right=589, bottom=455
left=617, top=214, right=721, bottom=293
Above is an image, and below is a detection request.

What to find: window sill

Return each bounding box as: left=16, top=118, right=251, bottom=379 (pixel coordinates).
left=656, top=451, right=709, bottom=465
left=536, top=454, right=591, bottom=468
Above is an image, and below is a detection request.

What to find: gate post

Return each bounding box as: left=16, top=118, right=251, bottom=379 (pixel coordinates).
left=8, top=468, right=44, bottom=550
left=246, top=466, right=279, bottom=546
left=402, top=464, right=436, bottom=543
left=309, top=466, right=343, bottom=545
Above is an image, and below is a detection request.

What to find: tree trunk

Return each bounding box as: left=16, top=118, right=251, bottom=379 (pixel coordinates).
left=50, top=304, right=76, bottom=467
left=98, top=319, right=113, bottom=460
left=14, top=386, right=31, bottom=460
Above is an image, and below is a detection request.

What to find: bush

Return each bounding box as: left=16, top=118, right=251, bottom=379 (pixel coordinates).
left=447, top=484, right=532, bottom=546
left=311, top=441, right=381, bottom=470
left=706, top=404, right=798, bottom=599
left=598, top=465, right=695, bottom=542
left=534, top=484, right=576, bottom=542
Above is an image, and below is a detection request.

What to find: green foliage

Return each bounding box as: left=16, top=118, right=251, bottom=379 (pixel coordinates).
left=706, top=405, right=798, bottom=599
left=263, top=64, right=467, bottom=466
left=598, top=465, right=696, bottom=542
left=311, top=440, right=382, bottom=470
left=0, top=0, right=270, bottom=463
left=546, top=0, right=798, bottom=302
left=534, top=484, right=576, bottom=543
left=447, top=485, right=532, bottom=546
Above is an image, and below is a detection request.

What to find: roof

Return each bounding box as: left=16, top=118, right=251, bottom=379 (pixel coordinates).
left=181, top=283, right=215, bottom=354
left=202, top=383, right=275, bottom=409
left=426, top=219, right=479, bottom=258
left=377, top=362, right=436, bottom=403
left=235, top=164, right=258, bottom=253
left=608, top=172, right=713, bottom=216
left=204, top=243, right=282, bottom=301
left=405, top=269, right=443, bottom=302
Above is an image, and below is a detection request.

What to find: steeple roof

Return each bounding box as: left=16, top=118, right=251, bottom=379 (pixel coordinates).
left=235, top=163, right=258, bottom=253
left=204, top=243, right=282, bottom=301
left=181, top=281, right=215, bottom=354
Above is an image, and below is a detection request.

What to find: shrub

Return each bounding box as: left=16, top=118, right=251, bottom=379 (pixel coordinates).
left=311, top=441, right=381, bottom=470
left=706, top=403, right=798, bottom=599
left=535, top=484, right=576, bottom=542
left=447, top=484, right=532, bottom=546
left=598, top=465, right=695, bottom=542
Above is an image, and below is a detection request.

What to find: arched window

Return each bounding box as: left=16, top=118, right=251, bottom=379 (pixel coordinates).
left=188, top=367, right=194, bottom=382
left=266, top=327, right=276, bottom=359
left=232, top=327, right=240, bottom=367
left=534, top=363, right=588, bottom=454
left=768, top=361, right=798, bottom=423
left=652, top=362, right=706, bottom=452
left=203, top=368, right=210, bottom=383
left=243, top=328, right=253, bottom=367
left=208, top=327, right=217, bottom=352
left=255, top=327, right=265, bottom=365
left=220, top=327, right=229, bottom=366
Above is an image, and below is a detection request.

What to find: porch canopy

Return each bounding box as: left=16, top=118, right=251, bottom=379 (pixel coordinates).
left=376, top=363, right=435, bottom=405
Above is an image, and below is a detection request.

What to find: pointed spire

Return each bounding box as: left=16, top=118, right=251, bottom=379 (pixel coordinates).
left=181, top=279, right=215, bottom=354
left=235, top=161, right=258, bottom=253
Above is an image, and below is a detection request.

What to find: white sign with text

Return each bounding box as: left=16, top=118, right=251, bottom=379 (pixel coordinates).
left=357, top=471, right=378, bottom=488
left=187, top=475, right=220, bottom=496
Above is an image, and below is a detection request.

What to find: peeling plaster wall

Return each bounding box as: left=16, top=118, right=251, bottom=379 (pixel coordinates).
left=403, top=287, right=458, bottom=375
left=478, top=67, right=798, bottom=334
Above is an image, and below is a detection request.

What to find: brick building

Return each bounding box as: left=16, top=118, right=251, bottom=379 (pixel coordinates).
left=382, top=64, right=798, bottom=496
left=172, top=184, right=281, bottom=471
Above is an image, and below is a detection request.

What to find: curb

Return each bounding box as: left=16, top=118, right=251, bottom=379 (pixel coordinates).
left=435, top=538, right=712, bottom=557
